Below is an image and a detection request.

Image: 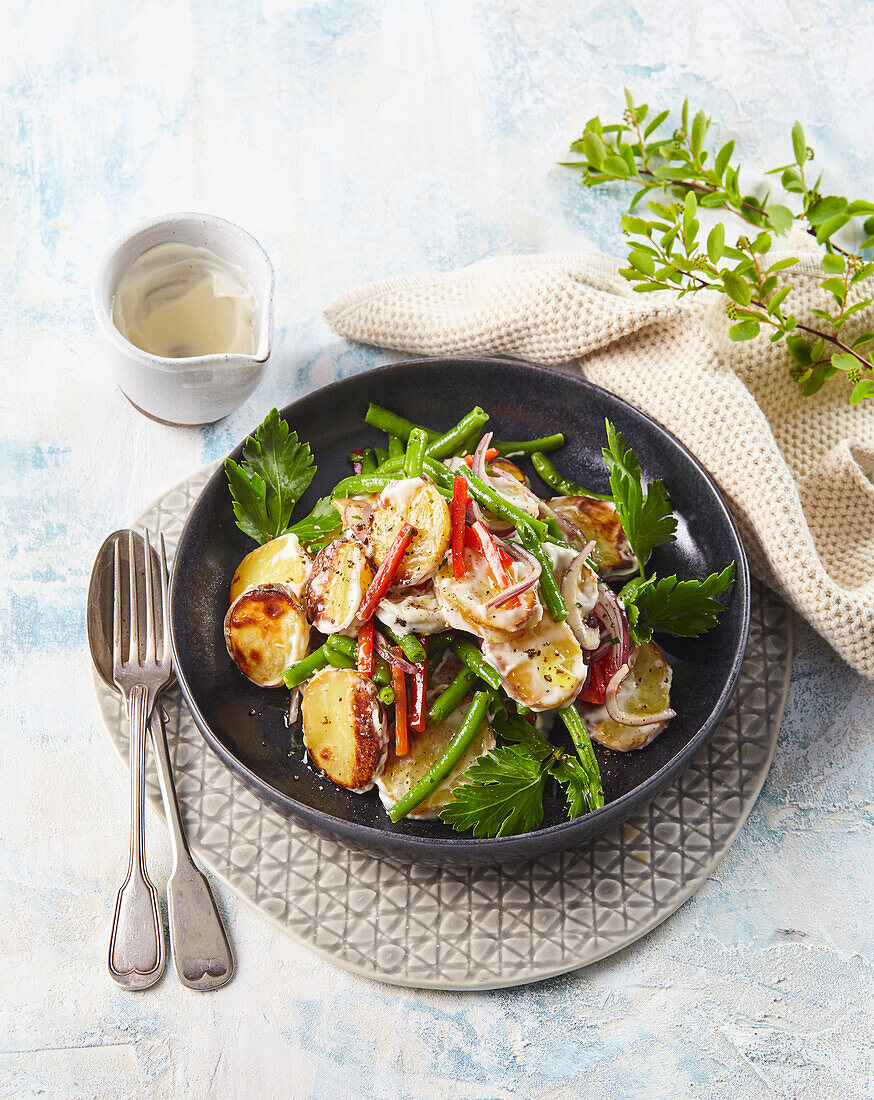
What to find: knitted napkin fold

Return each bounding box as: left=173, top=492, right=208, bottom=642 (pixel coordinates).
left=324, top=244, right=874, bottom=679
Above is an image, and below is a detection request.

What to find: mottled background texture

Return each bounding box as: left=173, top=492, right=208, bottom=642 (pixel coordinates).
left=2, top=1, right=872, bottom=1098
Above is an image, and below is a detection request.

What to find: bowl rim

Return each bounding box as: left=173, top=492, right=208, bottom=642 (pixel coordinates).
left=170, top=356, right=751, bottom=860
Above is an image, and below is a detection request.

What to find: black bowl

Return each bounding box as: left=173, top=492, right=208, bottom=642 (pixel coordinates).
left=170, top=357, right=749, bottom=865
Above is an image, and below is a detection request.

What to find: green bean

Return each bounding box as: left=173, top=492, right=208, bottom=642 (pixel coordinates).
left=532, top=452, right=611, bottom=501
left=325, top=648, right=356, bottom=670
left=360, top=448, right=378, bottom=475
left=426, top=631, right=455, bottom=675
left=452, top=640, right=501, bottom=690
left=389, top=690, right=494, bottom=821
left=558, top=707, right=604, bottom=809
left=380, top=623, right=427, bottom=664
left=326, top=634, right=355, bottom=658
left=365, top=404, right=439, bottom=444
left=388, top=434, right=404, bottom=460
left=517, top=524, right=569, bottom=623
left=495, top=433, right=565, bottom=457
left=372, top=654, right=392, bottom=687
left=327, top=633, right=391, bottom=684
left=427, top=667, right=478, bottom=725
left=282, top=646, right=330, bottom=689
left=405, top=427, right=428, bottom=478
left=330, top=473, right=394, bottom=498
left=378, top=686, right=396, bottom=706
left=426, top=407, right=489, bottom=461
left=373, top=445, right=389, bottom=466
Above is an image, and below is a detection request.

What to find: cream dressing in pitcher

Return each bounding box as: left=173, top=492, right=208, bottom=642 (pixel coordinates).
left=111, top=242, right=257, bottom=358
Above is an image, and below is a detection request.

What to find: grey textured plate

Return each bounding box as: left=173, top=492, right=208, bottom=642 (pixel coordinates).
left=90, top=465, right=792, bottom=989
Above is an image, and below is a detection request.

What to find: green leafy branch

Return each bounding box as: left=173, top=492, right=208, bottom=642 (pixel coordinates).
left=563, top=91, right=874, bottom=404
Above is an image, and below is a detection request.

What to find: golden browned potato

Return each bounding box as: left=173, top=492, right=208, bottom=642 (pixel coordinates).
left=548, top=496, right=636, bottom=577
left=230, top=532, right=311, bottom=603
left=224, top=584, right=310, bottom=687
left=581, top=641, right=673, bottom=751
left=376, top=706, right=495, bottom=819
left=304, top=538, right=373, bottom=634
left=369, top=478, right=451, bottom=586
left=302, top=668, right=389, bottom=791
left=482, top=614, right=586, bottom=711
left=433, top=546, right=541, bottom=643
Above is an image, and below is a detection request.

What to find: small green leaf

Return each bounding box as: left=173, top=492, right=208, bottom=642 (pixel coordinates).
left=767, top=285, right=791, bottom=316
left=582, top=130, right=607, bottom=168
left=767, top=204, right=794, bottom=234
left=706, top=223, right=725, bottom=263
left=846, top=200, right=874, bottom=216
left=808, top=196, right=847, bottom=225
left=602, top=154, right=631, bottom=177
left=714, top=140, right=735, bottom=179
left=831, top=352, right=859, bottom=372
left=624, top=87, right=635, bottom=110
left=722, top=270, right=752, bottom=306
left=683, top=190, right=697, bottom=234
left=792, top=120, right=806, bottom=166
left=850, top=379, right=874, bottom=405
left=628, top=250, right=656, bottom=276
left=644, top=109, right=670, bottom=137
left=765, top=257, right=799, bottom=275
left=786, top=334, right=812, bottom=365
left=781, top=167, right=805, bottom=194
left=690, top=110, right=707, bottom=158
left=816, top=213, right=851, bottom=244
left=820, top=277, right=847, bottom=304
left=729, top=320, right=760, bottom=340
left=821, top=253, right=846, bottom=275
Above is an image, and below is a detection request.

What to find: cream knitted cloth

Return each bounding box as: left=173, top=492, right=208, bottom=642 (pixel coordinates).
left=324, top=242, right=874, bottom=679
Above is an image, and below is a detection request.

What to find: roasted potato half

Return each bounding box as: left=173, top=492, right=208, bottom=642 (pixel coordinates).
left=433, top=547, right=541, bottom=643
left=369, top=478, right=451, bottom=586
left=482, top=614, right=586, bottom=711
left=302, top=668, right=389, bottom=791
left=548, top=496, right=636, bottom=577
left=376, top=705, right=495, bottom=819
left=305, top=538, right=373, bottom=634
left=581, top=641, right=673, bottom=751
left=224, top=584, right=310, bottom=687
left=230, top=532, right=311, bottom=603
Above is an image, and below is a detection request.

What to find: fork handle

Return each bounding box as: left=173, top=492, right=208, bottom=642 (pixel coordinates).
left=150, top=707, right=234, bottom=990
left=108, top=684, right=165, bottom=990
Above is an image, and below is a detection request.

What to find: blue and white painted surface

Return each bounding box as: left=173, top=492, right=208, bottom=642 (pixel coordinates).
left=2, top=2, right=872, bottom=1097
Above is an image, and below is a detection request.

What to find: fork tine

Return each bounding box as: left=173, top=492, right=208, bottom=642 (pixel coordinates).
left=113, top=537, right=122, bottom=672
left=143, top=529, right=156, bottom=665
left=159, top=533, right=170, bottom=666
left=128, top=530, right=139, bottom=666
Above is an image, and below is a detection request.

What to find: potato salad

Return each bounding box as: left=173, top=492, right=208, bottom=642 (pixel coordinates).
left=222, top=404, right=735, bottom=837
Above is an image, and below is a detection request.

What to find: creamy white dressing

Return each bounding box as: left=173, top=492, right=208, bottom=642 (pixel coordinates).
left=433, top=548, right=543, bottom=642
left=112, top=242, right=257, bottom=358
left=377, top=587, right=448, bottom=636
left=379, top=477, right=427, bottom=512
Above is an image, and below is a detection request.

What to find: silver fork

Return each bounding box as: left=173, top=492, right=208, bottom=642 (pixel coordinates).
left=108, top=530, right=168, bottom=989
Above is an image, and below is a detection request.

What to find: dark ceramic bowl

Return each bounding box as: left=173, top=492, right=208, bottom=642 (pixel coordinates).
left=170, top=357, right=749, bottom=865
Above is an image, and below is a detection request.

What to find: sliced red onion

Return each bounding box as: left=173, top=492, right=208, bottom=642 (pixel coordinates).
left=374, top=630, right=419, bottom=674
left=470, top=430, right=494, bottom=481
left=561, top=544, right=600, bottom=650
left=604, top=663, right=676, bottom=727
left=586, top=640, right=612, bottom=663
left=593, top=584, right=631, bottom=669
left=343, top=499, right=372, bottom=543
left=484, top=541, right=542, bottom=608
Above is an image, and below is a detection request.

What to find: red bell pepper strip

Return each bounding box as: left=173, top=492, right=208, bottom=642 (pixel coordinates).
left=392, top=654, right=409, bottom=756
left=357, top=616, right=374, bottom=676
left=357, top=521, right=415, bottom=621
left=450, top=475, right=468, bottom=580
left=580, top=651, right=617, bottom=705
left=410, top=653, right=427, bottom=733
left=463, top=447, right=498, bottom=467
left=466, top=521, right=520, bottom=608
